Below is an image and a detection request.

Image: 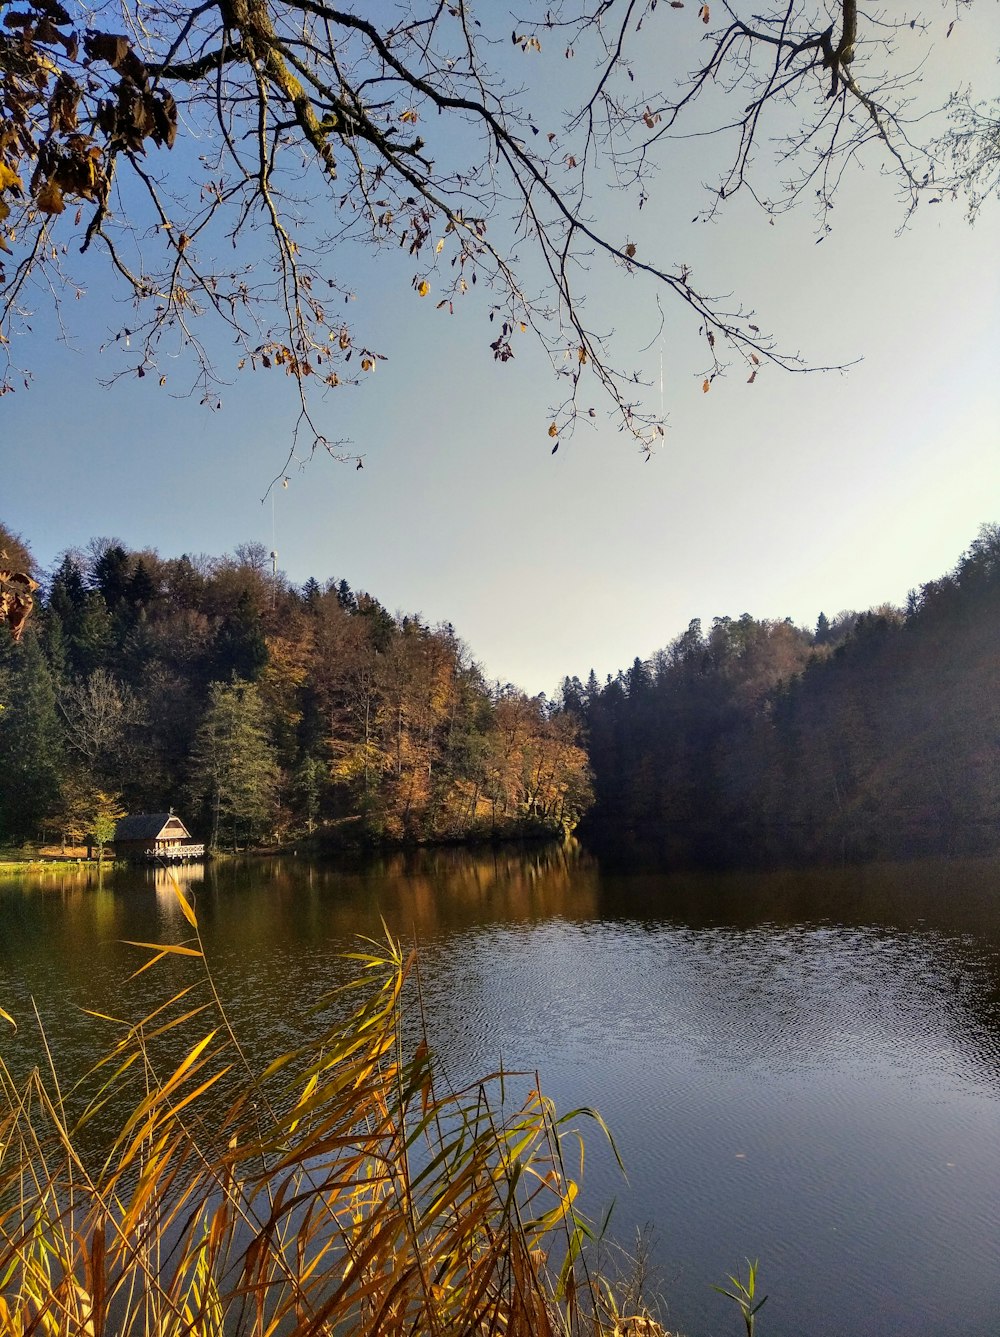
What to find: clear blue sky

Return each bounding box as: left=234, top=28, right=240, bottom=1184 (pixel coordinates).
left=3, top=5, right=998, bottom=696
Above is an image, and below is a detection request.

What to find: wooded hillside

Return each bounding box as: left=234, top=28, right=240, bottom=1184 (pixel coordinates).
left=3, top=523, right=997, bottom=863
left=0, top=528, right=591, bottom=849
left=567, top=526, right=1000, bottom=863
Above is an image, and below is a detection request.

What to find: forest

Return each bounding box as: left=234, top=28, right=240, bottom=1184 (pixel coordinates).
left=568, top=525, right=1000, bottom=863
left=0, top=525, right=591, bottom=849
left=1, top=522, right=998, bottom=862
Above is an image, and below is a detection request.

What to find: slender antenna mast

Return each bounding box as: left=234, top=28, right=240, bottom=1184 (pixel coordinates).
left=270, top=489, right=278, bottom=610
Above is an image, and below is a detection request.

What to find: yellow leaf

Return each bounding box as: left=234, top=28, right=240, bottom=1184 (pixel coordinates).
left=123, top=940, right=203, bottom=979
left=0, top=163, right=22, bottom=193
left=171, top=880, right=198, bottom=928
left=360, top=356, right=374, bottom=371
left=702, top=378, right=711, bottom=393
left=0, top=1005, right=16, bottom=1030
left=699, top=2, right=710, bottom=21
left=548, top=422, right=558, bottom=438
left=400, top=108, right=419, bottom=124
left=435, top=238, right=444, bottom=253
left=35, top=179, right=65, bottom=216
left=123, top=940, right=202, bottom=956
left=417, top=279, right=430, bottom=297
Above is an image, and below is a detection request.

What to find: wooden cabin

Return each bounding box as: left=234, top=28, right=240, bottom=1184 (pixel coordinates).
left=113, top=813, right=205, bottom=862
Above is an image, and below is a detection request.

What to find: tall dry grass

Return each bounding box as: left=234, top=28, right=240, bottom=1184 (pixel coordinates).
left=0, top=880, right=667, bottom=1337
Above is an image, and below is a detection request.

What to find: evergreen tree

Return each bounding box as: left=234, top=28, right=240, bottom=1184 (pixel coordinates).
left=335, top=579, right=357, bottom=614
left=0, top=630, right=63, bottom=840
left=128, top=559, right=158, bottom=608
left=91, top=545, right=132, bottom=608
left=293, top=755, right=326, bottom=833
left=212, top=592, right=269, bottom=681
left=39, top=608, right=68, bottom=682
left=190, top=680, right=279, bottom=849
left=47, top=554, right=87, bottom=629
left=69, top=593, right=114, bottom=677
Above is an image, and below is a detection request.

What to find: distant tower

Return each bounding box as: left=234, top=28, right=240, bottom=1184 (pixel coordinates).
left=270, top=550, right=278, bottom=608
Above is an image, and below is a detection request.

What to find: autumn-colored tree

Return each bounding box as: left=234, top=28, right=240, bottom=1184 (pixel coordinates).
left=0, top=522, right=33, bottom=575
left=90, top=789, right=126, bottom=866
left=48, top=771, right=93, bottom=853
left=0, top=521, right=38, bottom=642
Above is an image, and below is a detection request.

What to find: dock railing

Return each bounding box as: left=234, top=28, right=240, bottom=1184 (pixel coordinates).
left=145, top=844, right=206, bottom=862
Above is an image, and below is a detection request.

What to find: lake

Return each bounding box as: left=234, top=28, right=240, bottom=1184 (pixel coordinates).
left=1, top=846, right=998, bottom=1336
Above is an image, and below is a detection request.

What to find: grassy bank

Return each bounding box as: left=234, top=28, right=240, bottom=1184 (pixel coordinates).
left=0, top=858, right=92, bottom=874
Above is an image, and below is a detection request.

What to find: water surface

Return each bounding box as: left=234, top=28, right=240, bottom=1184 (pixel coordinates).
left=1, top=848, right=998, bottom=1336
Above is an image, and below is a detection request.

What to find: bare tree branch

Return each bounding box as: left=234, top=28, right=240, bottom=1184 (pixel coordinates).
left=0, top=0, right=984, bottom=452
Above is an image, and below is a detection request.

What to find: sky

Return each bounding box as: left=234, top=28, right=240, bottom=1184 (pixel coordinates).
left=3, top=4, right=999, bottom=697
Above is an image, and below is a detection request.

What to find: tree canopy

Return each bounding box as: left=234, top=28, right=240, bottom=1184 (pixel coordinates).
left=574, top=525, right=1000, bottom=864
left=0, top=526, right=593, bottom=846
left=0, top=0, right=993, bottom=458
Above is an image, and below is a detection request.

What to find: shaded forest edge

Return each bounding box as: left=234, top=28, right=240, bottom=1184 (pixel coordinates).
left=1, top=522, right=998, bottom=865
left=566, top=524, right=1000, bottom=867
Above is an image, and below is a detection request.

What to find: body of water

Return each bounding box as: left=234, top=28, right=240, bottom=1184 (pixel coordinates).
left=1, top=847, right=998, bottom=1336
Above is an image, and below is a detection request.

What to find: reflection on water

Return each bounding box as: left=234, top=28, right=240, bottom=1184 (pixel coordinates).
left=1, top=846, right=999, bottom=1337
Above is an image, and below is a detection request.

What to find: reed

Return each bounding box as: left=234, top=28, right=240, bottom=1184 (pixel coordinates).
left=0, top=879, right=668, bottom=1337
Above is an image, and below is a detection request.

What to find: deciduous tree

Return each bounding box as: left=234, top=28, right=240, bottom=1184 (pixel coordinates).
left=57, top=666, right=142, bottom=785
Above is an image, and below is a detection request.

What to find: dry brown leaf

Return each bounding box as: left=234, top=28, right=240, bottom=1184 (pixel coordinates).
left=36, top=179, right=65, bottom=215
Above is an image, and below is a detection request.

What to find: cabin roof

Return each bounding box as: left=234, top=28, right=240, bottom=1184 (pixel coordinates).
left=114, top=813, right=191, bottom=842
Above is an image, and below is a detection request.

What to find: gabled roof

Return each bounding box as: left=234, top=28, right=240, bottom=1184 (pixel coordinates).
left=114, top=813, right=191, bottom=842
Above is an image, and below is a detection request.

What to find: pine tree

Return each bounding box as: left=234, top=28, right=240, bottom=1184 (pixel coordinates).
left=212, top=593, right=269, bottom=681
left=190, top=680, right=278, bottom=850
left=0, top=629, right=63, bottom=840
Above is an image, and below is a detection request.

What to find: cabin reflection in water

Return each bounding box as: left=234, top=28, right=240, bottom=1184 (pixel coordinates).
left=150, top=862, right=205, bottom=900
